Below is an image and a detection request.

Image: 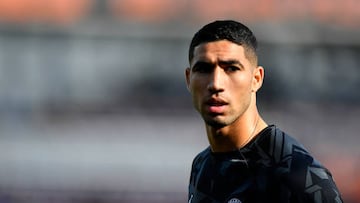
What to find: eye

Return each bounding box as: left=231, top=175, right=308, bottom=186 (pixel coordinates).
left=192, top=63, right=212, bottom=73
left=224, top=66, right=240, bottom=72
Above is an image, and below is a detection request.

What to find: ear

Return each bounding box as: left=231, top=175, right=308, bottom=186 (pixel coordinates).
left=185, top=67, right=191, bottom=91
left=252, top=66, right=264, bottom=92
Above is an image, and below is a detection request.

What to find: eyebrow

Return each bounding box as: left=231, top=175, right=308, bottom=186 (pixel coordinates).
left=192, top=59, right=244, bottom=69
left=218, top=59, right=244, bottom=68
left=191, top=61, right=211, bottom=68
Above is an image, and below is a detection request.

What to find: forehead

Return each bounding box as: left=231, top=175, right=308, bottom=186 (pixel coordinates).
left=191, top=40, right=249, bottom=66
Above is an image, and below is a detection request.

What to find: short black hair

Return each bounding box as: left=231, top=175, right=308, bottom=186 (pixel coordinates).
left=188, top=20, right=258, bottom=64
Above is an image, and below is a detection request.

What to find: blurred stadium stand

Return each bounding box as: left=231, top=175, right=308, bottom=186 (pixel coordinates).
left=0, top=0, right=359, bottom=202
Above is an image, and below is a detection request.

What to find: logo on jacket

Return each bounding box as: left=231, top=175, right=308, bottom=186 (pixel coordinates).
left=228, top=198, right=242, bottom=203
left=188, top=194, right=193, bottom=203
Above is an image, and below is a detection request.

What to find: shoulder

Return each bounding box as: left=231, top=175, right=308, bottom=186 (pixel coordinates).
left=257, top=126, right=343, bottom=202
left=249, top=125, right=306, bottom=168
left=191, top=147, right=211, bottom=168
left=189, top=147, right=211, bottom=188
left=258, top=126, right=330, bottom=179
left=252, top=125, right=314, bottom=165
left=264, top=126, right=322, bottom=172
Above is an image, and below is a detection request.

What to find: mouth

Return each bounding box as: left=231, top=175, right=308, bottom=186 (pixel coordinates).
left=205, top=98, right=228, bottom=114
left=206, top=97, right=228, bottom=105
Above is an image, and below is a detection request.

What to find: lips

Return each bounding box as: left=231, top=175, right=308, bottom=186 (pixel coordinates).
left=205, top=98, right=228, bottom=114
left=206, top=99, right=227, bottom=106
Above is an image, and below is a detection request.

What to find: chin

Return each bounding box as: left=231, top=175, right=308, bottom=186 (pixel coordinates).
left=204, top=116, right=228, bottom=128
left=203, top=112, right=240, bottom=128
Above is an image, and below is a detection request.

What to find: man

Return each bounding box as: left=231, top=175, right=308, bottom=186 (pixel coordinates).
left=185, top=20, right=342, bottom=203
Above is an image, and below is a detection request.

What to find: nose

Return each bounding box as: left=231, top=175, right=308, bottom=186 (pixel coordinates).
left=207, top=67, right=225, bottom=94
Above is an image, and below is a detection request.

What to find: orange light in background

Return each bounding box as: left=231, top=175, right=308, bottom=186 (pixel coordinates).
left=0, top=0, right=358, bottom=27
left=191, top=0, right=257, bottom=22
left=190, top=0, right=360, bottom=27
left=320, top=151, right=360, bottom=201
left=109, top=0, right=184, bottom=23
left=313, top=0, right=360, bottom=27
left=0, top=0, right=92, bottom=25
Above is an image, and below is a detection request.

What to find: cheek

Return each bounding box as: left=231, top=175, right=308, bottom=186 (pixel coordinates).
left=231, top=74, right=253, bottom=92
left=189, top=80, right=206, bottom=107
left=189, top=76, right=206, bottom=92
left=188, top=80, right=200, bottom=98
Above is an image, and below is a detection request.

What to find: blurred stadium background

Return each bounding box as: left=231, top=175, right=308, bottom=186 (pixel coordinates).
left=0, top=0, right=359, bottom=202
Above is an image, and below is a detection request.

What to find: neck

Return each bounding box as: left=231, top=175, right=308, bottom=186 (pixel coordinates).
left=206, top=109, right=267, bottom=153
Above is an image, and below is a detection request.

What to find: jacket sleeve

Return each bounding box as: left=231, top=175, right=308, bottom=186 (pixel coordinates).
left=279, top=145, right=343, bottom=203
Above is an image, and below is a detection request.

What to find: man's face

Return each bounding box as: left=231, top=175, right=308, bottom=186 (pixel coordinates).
left=186, top=40, right=263, bottom=128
